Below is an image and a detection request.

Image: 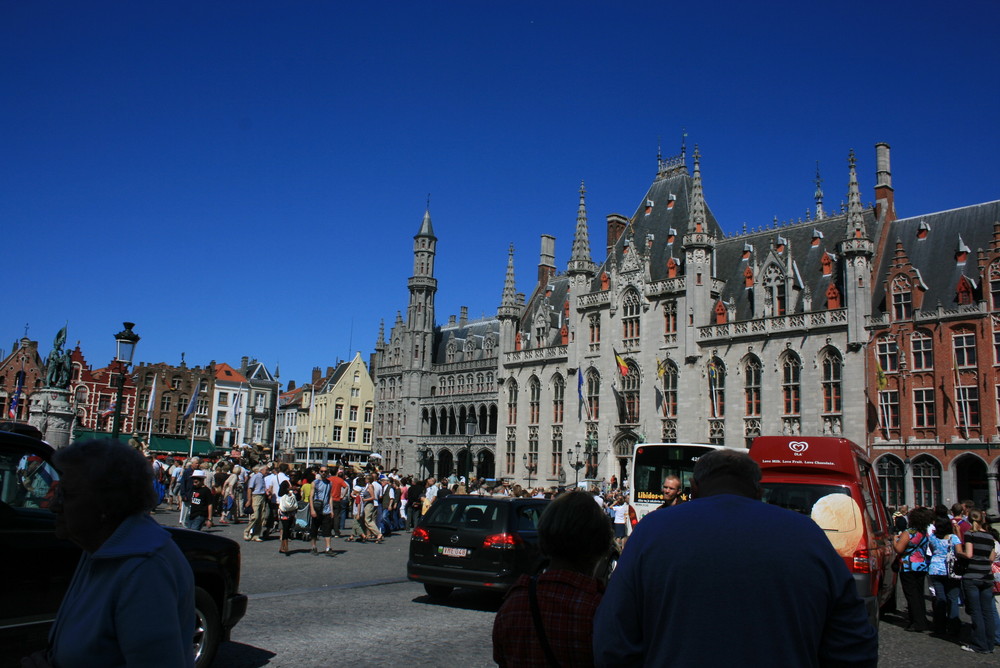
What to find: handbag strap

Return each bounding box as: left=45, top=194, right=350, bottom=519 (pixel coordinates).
left=528, top=576, right=562, bottom=668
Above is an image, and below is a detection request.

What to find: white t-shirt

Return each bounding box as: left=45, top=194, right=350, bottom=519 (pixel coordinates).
left=593, top=495, right=605, bottom=508
left=612, top=504, right=628, bottom=524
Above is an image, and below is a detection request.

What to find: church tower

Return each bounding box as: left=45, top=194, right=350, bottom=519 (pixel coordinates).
left=405, top=208, right=437, bottom=372
left=682, top=147, right=717, bottom=357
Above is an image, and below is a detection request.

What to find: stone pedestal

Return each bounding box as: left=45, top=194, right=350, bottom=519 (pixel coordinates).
left=29, top=388, right=75, bottom=449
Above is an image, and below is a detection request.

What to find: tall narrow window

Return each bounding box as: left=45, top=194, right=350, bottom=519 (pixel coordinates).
left=876, top=337, right=898, bottom=372
left=991, top=262, right=1000, bottom=309
left=663, top=300, right=677, bottom=335
left=622, top=361, right=640, bottom=423
left=877, top=390, right=900, bottom=431
left=506, top=432, right=516, bottom=476
left=707, top=358, right=725, bottom=418
left=876, top=456, right=905, bottom=508
left=782, top=353, right=801, bottom=415
left=528, top=378, right=540, bottom=424
left=955, top=386, right=980, bottom=429
left=551, top=427, right=563, bottom=476
left=891, top=276, right=912, bottom=320
left=911, top=456, right=941, bottom=508
left=622, top=290, right=641, bottom=344
left=913, top=388, right=936, bottom=428
left=589, top=315, right=601, bottom=346
left=661, top=361, right=678, bottom=417
left=552, top=375, right=564, bottom=424
left=911, top=332, right=933, bottom=370
left=507, top=381, right=518, bottom=425
left=821, top=351, right=842, bottom=414
left=586, top=371, right=600, bottom=421
left=744, top=357, right=762, bottom=417
left=953, top=331, right=977, bottom=367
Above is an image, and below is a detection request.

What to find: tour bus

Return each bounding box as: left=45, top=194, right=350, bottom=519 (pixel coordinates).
left=627, top=442, right=748, bottom=529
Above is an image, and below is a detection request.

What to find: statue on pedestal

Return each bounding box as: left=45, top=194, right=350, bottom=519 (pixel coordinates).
left=44, top=326, right=73, bottom=390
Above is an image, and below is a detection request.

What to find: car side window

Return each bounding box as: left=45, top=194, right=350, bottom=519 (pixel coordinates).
left=515, top=505, right=543, bottom=532
left=0, top=449, right=60, bottom=511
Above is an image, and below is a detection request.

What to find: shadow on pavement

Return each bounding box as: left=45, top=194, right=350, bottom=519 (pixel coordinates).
left=211, top=642, right=277, bottom=667
left=412, top=589, right=503, bottom=613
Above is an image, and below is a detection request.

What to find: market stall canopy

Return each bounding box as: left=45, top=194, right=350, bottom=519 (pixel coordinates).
left=72, top=429, right=217, bottom=456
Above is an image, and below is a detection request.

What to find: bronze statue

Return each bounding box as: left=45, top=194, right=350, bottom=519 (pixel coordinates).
left=44, top=326, right=73, bottom=390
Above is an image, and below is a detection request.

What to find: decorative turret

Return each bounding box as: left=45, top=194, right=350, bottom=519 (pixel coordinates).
left=688, top=146, right=707, bottom=234
left=874, top=142, right=896, bottom=224
left=498, top=243, right=520, bottom=353
left=682, top=146, right=717, bottom=358
left=568, top=181, right=596, bottom=276
left=840, top=150, right=874, bottom=348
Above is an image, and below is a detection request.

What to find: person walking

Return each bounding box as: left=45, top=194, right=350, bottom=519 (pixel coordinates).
left=958, top=509, right=997, bottom=654
left=277, top=480, right=297, bottom=556
left=243, top=464, right=269, bottom=542
left=309, top=469, right=334, bottom=555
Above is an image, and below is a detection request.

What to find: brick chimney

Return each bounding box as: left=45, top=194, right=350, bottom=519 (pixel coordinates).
left=874, top=142, right=895, bottom=224
left=607, top=214, right=628, bottom=255
left=459, top=306, right=468, bottom=326
left=287, top=380, right=296, bottom=391
left=312, top=367, right=321, bottom=383
left=538, top=235, right=555, bottom=286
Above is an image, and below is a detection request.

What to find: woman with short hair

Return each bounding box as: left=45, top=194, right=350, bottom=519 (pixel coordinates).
left=958, top=509, right=997, bottom=654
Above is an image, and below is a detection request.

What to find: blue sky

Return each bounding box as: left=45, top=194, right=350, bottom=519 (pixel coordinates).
left=4, top=1, right=999, bottom=387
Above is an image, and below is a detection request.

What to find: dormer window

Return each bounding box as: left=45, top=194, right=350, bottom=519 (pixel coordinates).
left=811, top=230, right=823, bottom=247
left=744, top=266, right=754, bottom=288
left=916, top=220, right=930, bottom=240
left=714, top=300, right=727, bottom=325
left=826, top=284, right=841, bottom=309
left=891, top=276, right=912, bottom=319
left=667, top=228, right=677, bottom=244
left=667, top=194, right=676, bottom=209
left=956, top=276, right=974, bottom=305
left=645, top=199, right=654, bottom=215
left=667, top=258, right=678, bottom=279
left=820, top=253, right=833, bottom=277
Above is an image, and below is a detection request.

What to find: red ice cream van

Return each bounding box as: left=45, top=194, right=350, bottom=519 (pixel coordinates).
left=749, top=436, right=896, bottom=628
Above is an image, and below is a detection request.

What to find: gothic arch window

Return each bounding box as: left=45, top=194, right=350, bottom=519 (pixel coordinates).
left=457, top=375, right=465, bottom=393
left=448, top=376, right=456, bottom=394
left=486, top=372, right=494, bottom=392
left=744, top=355, right=762, bottom=417
left=507, top=380, right=518, bottom=425
left=622, top=361, right=640, bottom=423
left=707, top=357, right=725, bottom=418
left=528, top=377, right=541, bottom=424
left=875, top=455, right=904, bottom=507
left=764, top=264, right=787, bottom=316
left=891, top=275, right=912, bottom=320
left=956, top=276, right=974, bottom=306
left=714, top=300, right=727, bottom=325
left=660, top=360, right=678, bottom=417
left=551, top=374, right=565, bottom=424
left=820, top=348, right=843, bottom=415
left=589, top=314, right=601, bottom=348
left=622, top=289, right=641, bottom=344
left=663, top=300, right=677, bottom=335
left=912, top=455, right=942, bottom=508
left=446, top=341, right=458, bottom=363
left=483, top=335, right=495, bottom=357
left=781, top=352, right=801, bottom=416
left=585, top=369, right=600, bottom=421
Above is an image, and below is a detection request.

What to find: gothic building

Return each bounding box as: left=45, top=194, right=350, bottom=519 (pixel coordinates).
left=372, top=210, right=501, bottom=479
left=374, top=143, right=999, bottom=512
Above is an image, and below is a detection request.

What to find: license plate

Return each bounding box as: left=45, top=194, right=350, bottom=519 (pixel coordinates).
left=439, top=546, right=469, bottom=557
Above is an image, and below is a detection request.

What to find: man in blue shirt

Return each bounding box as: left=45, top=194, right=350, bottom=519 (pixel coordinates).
left=243, top=464, right=269, bottom=542
left=593, top=449, right=877, bottom=667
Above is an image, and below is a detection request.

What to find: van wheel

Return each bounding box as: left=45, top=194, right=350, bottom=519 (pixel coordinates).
left=424, top=584, right=453, bottom=601
left=194, top=587, right=222, bottom=668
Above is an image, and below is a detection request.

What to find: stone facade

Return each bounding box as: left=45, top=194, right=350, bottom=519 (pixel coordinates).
left=132, top=359, right=215, bottom=442
left=0, top=337, right=45, bottom=422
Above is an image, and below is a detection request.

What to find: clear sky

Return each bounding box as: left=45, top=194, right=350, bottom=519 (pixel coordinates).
left=4, top=1, right=999, bottom=387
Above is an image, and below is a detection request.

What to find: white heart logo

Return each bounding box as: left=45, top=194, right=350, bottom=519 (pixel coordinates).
left=788, top=441, right=808, bottom=453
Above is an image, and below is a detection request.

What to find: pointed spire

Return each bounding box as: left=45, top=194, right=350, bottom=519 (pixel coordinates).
left=814, top=161, right=825, bottom=220
left=416, top=205, right=435, bottom=239
left=845, top=149, right=866, bottom=239
left=498, top=244, right=520, bottom=321
left=376, top=319, right=385, bottom=348
left=568, top=181, right=595, bottom=275
left=689, top=145, right=706, bottom=233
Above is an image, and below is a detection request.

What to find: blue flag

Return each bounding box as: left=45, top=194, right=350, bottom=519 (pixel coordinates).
left=183, top=390, right=199, bottom=420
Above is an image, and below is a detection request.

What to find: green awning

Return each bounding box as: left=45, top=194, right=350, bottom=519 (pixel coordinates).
left=72, top=429, right=217, bottom=456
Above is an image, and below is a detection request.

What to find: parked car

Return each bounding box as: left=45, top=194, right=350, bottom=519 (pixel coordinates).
left=408, top=494, right=617, bottom=601
left=0, top=430, right=247, bottom=668
left=749, top=435, right=896, bottom=628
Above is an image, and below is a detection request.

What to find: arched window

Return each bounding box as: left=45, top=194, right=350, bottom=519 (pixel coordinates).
left=707, top=358, right=725, bottom=418
left=622, top=290, right=641, bottom=344
left=623, top=361, right=640, bottom=423
left=586, top=370, right=600, bottom=421
left=551, top=374, right=565, bottom=424
left=782, top=352, right=801, bottom=416
left=821, top=349, right=842, bottom=415
left=764, top=265, right=787, bottom=316
left=528, top=377, right=541, bottom=424
left=660, top=360, right=678, bottom=418
left=912, top=455, right=941, bottom=508
left=663, top=300, right=677, bottom=336
left=876, top=455, right=905, bottom=508
left=507, top=380, right=518, bottom=425
left=744, top=356, right=762, bottom=417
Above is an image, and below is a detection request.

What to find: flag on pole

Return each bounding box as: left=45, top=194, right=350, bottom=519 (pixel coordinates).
left=101, top=399, right=117, bottom=417
left=708, top=361, right=720, bottom=418
left=146, top=374, right=157, bottom=420
left=183, top=390, right=199, bottom=420
left=613, top=349, right=629, bottom=376
left=8, top=371, right=24, bottom=419
left=230, top=388, right=242, bottom=427
left=655, top=357, right=666, bottom=380
left=875, top=360, right=888, bottom=390
left=577, top=368, right=591, bottom=421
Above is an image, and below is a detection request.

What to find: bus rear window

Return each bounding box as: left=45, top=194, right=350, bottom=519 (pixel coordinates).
left=760, top=482, right=856, bottom=532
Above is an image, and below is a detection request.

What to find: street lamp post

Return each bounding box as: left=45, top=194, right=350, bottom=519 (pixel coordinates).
left=570, top=441, right=586, bottom=487
left=110, top=322, right=140, bottom=441
left=522, top=452, right=537, bottom=490
left=463, top=413, right=477, bottom=481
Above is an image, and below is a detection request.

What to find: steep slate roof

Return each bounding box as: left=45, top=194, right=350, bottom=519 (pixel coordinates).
left=590, top=162, right=724, bottom=290
left=432, top=316, right=500, bottom=364
left=716, top=209, right=879, bottom=320
left=520, top=277, right=571, bottom=347
left=871, top=200, right=1000, bottom=314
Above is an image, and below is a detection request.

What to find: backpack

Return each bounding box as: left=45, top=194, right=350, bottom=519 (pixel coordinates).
left=312, top=480, right=329, bottom=512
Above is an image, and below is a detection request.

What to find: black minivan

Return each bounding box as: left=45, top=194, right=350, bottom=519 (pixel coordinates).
left=407, top=495, right=549, bottom=600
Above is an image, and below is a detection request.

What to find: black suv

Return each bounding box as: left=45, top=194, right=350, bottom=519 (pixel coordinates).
left=407, top=494, right=550, bottom=600
left=0, top=430, right=247, bottom=668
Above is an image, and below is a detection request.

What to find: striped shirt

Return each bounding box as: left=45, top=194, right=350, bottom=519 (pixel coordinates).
left=962, top=530, right=995, bottom=582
